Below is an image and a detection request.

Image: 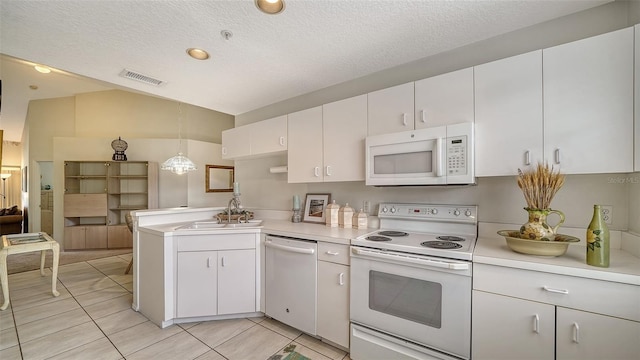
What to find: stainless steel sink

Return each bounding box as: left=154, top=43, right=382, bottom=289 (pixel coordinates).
left=177, top=220, right=262, bottom=230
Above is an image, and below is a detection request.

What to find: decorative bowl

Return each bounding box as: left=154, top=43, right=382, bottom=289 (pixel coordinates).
left=497, top=230, right=580, bottom=257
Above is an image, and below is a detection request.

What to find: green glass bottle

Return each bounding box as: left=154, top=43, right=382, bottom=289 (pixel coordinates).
left=586, top=205, right=609, bottom=267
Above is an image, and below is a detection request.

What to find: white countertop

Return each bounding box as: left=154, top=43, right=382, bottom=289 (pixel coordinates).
left=474, top=235, right=640, bottom=286
left=261, top=220, right=371, bottom=244
left=138, top=219, right=370, bottom=245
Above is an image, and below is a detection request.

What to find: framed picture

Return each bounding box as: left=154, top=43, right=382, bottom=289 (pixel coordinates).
left=303, top=193, right=331, bottom=223
left=205, top=165, right=234, bottom=193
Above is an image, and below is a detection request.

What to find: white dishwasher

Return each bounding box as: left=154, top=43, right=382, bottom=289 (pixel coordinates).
left=265, top=235, right=317, bottom=335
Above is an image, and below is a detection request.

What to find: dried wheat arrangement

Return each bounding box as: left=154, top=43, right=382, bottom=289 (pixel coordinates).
left=517, top=163, right=565, bottom=210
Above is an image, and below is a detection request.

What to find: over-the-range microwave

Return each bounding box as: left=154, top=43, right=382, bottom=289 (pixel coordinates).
left=365, top=122, right=475, bottom=186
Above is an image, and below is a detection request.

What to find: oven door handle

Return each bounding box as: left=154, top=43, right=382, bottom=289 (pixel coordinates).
left=351, top=247, right=469, bottom=270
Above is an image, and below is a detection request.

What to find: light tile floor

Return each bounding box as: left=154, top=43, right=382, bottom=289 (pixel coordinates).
left=0, top=254, right=351, bottom=360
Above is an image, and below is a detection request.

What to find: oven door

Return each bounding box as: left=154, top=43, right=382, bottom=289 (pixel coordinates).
left=350, top=246, right=471, bottom=359
left=365, top=126, right=446, bottom=186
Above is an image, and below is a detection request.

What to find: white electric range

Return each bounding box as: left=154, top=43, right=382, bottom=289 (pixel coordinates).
left=350, top=203, right=478, bottom=360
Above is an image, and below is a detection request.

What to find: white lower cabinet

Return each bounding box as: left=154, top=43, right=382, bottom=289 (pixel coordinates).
left=177, top=249, right=256, bottom=318
left=472, top=263, right=640, bottom=360
left=177, top=251, right=218, bottom=318
left=472, top=290, right=555, bottom=360
left=556, top=307, right=640, bottom=360
left=317, top=242, right=350, bottom=349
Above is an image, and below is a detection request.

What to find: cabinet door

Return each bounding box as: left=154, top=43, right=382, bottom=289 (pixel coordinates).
left=367, top=82, right=414, bottom=136
left=288, top=106, right=324, bottom=183
left=64, top=227, right=86, bottom=250
left=84, top=225, right=108, bottom=249
left=177, top=251, right=217, bottom=318
left=317, top=261, right=350, bottom=348
left=544, top=27, right=633, bottom=174
left=107, top=224, right=132, bottom=248
left=217, top=249, right=256, bottom=315
left=415, top=67, right=474, bottom=129
left=221, top=126, right=251, bottom=159
left=556, top=307, right=640, bottom=360
left=472, top=290, right=554, bottom=360
left=322, top=94, right=367, bottom=182
left=250, top=115, right=288, bottom=155
left=474, top=50, right=543, bottom=176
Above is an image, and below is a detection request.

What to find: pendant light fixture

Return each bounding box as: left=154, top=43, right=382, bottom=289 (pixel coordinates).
left=161, top=102, right=197, bottom=175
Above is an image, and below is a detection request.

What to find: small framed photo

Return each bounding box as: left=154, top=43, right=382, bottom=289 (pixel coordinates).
left=303, top=193, right=331, bottom=224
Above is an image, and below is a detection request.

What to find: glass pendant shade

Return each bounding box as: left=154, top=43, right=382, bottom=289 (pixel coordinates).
left=161, top=152, right=197, bottom=175
left=162, top=102, right=197, bottom=175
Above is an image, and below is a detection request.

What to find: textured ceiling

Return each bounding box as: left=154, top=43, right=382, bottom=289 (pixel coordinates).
left=0, top=0, right=609, bottom=141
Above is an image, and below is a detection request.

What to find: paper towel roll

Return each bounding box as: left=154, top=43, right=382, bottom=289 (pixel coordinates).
left=269, top=166, right=288, bottom=173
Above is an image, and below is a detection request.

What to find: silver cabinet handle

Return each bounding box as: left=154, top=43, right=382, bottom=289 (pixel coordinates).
left=421, top=110, right=427, bottom=123
left=314, top=166, right=320, bottom=177
left=402, top=113, right=407, bottom=126
left=221, top=256, right=225, bottom=267
left=326, top=166, right=331, bottom=176
left=554, top=149, right=561, bottom=164
left=339, top=272, right=345, bottom=286
left=525, top=150, right=531, bottom=166
left=543, top=286, right=569, bottom=294
left=533, top=314, right=539, bottom=334
left=279, top=136, right=285, bottom=146
left=207, top=257, right=213, bottom=268
left=326, top=251, right=339, bottom=256
left=572, top=322, right=580, bottom=343
left=222, top=147, right=227, bottom=155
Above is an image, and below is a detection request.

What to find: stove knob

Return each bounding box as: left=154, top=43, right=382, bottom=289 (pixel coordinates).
left=390, top=207, right=397, bottom=213
left=381, top=206, right=388, bottom=213
left=453, top=210, right=460, bottom=216
left=431, top=209, right=438, bottom=215
left=465, top=210, right=472, bottom=217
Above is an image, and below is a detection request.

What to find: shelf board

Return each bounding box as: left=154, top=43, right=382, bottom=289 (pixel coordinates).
left=108, top=192, right=148, bottom=195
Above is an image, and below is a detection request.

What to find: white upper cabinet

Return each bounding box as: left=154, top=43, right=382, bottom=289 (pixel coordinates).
left=221, top=115, right=287, bottom=160
left=635, top=24, right=639, bottom=172
left=474, top=50, right=543, bottom=177
left=322, top=94, right=368, bottom=182
left=288, top=106, right=324, bottom=183
left=414, top=67, right=474, bottom=129
left=288, top=95, right=366, bottom=183
left=250, top=115, right=287, bottom=155
left=221, top=126, right=251, bottom=159
left=543, top=27, right=634, bottom=174
left=367, top=82, right=415, bottom=136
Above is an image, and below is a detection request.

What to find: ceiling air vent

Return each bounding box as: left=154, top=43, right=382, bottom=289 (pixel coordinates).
left=119, top=69, right=164, bottom=86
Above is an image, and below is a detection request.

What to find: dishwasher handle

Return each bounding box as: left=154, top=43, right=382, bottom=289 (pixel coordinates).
left=265, top=239, right=315, bottom=255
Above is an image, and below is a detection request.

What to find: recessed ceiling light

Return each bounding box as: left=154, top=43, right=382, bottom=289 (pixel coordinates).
left=255, top=0, right=285, bottom=15
left=34, top=65, right=51, bottom=73
left=186, top=48, right=210, bottom=60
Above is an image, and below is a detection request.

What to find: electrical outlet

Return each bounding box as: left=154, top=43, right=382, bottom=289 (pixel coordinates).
left=363, top=201, right=370, bottom=214
left=601, top=205, right=613, bottom=225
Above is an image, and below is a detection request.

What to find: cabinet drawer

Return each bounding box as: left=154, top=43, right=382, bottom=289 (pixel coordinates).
left=177, top=233, right=257, bottom=252
left=318, top=242, right=350, bottom=265
left=474, top=263, right=640, bottom=321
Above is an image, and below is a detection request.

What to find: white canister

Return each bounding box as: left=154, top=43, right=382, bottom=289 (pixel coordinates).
left=339, top=203, right=354, bottom=228
left=352, top=209, right=368, bottom=229
left=325, top=200, right=340, bottom=227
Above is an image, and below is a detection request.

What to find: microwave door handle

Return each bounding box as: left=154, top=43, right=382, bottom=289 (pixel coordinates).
left=435, top=137, right=444, bottom=177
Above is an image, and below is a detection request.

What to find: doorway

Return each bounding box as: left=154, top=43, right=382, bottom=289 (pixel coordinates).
left=39, top=161, right=53, bottom=235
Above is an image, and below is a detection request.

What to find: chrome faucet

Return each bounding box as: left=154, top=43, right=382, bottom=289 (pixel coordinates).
left=227, top=195, right=242, bottom=223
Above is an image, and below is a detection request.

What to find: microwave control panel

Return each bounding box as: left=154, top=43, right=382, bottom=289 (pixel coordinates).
left=447, top=135, right=467, bottom=175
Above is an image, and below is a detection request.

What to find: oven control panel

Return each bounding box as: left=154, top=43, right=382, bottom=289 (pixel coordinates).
left=378, top=203, right=477, bottom=223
